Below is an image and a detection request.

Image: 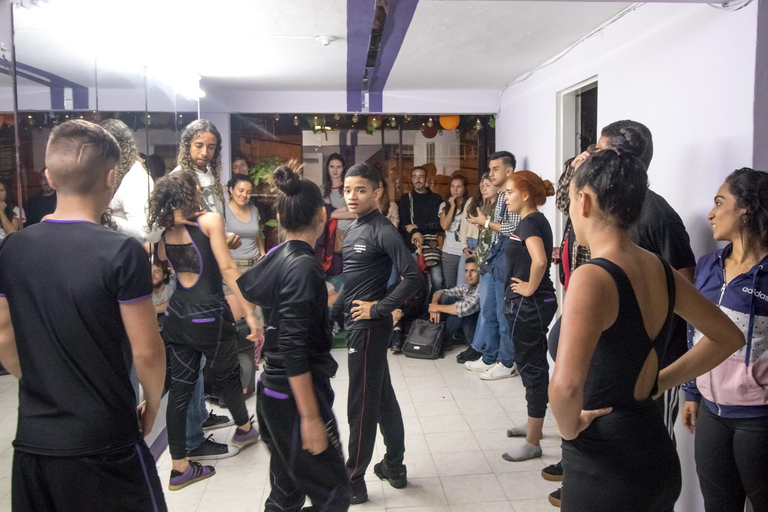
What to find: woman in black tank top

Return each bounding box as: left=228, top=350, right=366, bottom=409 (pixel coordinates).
left=549, top=127, right=744, bottom=511
left=149, top=172, right=262, bottom=490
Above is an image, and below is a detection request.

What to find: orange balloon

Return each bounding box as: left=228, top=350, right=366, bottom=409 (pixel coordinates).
left=439, top=115, right=460, bottom=131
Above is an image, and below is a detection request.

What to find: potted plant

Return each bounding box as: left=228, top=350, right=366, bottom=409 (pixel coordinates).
left=249, top=157, right=281, bottom=250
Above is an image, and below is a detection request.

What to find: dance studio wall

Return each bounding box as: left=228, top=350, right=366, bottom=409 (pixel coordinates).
left=494, top=3, right=758, bottom=512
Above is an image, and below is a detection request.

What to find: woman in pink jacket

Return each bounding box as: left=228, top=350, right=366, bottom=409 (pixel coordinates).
left=684, top=167, right=768, bottom=512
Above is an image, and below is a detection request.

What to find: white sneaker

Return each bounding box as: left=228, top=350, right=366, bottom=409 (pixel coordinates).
left=465, top=359, right=494, bottom=372
left=480, top=362, right=518, bottom=380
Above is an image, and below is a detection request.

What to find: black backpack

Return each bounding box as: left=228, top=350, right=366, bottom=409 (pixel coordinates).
left=402, top=319, right=444, bottom=360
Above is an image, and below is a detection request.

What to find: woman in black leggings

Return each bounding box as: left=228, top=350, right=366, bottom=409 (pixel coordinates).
left=149, top=172, right=261, bottom=490
left=238, top=162, right=351, bottom=512
left=549, top=127, right=745, bottom=511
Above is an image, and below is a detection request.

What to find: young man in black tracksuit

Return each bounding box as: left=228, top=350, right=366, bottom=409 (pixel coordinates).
left=341, top=163, right=423, bottom=504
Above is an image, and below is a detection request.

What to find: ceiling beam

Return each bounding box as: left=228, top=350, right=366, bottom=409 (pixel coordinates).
left=755, top=0, right=768, bottom=169
left=346, top=0, right=377, bottom=112
left=368, top=0, right=419, bottom=113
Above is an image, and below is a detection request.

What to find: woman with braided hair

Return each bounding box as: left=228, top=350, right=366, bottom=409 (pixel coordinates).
left=100, top=119, right=162, bottom=244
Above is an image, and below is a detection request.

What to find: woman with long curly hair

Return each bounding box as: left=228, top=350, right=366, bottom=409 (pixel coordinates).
left=100, top=119, right=161, bottom=243
left=148, top=172, right=261, bottom=490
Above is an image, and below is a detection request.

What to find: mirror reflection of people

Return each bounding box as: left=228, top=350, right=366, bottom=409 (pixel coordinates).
left=0, top=180, right=24, bottom=237
left=232, top=154, right=250, bottom=176
left=24, top=170, right=57, bottom=226
left=100, top=119, right=161, bottom=244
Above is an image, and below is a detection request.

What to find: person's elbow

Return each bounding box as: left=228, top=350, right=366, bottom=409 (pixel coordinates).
left=133, top=337, right=165, bottom=368
left=725, top=324, right=746, bottom=353
left=549, top=375, right=581, bottom=403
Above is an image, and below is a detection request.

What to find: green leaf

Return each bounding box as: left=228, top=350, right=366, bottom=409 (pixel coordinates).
left=265, top=219, right=278, bottom=227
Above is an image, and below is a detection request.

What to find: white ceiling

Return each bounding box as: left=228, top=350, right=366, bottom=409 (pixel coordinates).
left=9, top=0, right=631, bottom=94
left=388, top=1, right=631, bottom=90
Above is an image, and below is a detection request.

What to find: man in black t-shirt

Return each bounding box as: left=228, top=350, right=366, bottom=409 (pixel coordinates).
left=23, top=170, right=57, bottom=226
left=398, top=166, right=445, bottom=293
left=597, top=121, right=696, bottom=443
left=0, top=121, right=167, bottom=511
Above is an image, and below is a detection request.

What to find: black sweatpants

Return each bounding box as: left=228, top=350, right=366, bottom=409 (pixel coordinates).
left=13, top=442, right=167, bottom=512
left=695, top=405, right=768, bottom=512
left=505, top=293, right=557, bottom=419
left=346, top=325, right=405, bottom=485
left=257, top=379, right=350, bottom=512
left=164, top=301, right=250, bottom=459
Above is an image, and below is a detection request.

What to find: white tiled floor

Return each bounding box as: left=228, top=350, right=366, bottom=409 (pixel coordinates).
left=0, top=348, right=562, bottom=512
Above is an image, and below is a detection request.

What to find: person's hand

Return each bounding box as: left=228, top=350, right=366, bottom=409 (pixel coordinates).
left=392, top=309, right=403, bottom=324
left=226, top=233, right=242, bottom=250
left=447, top=196, right=456, bottom=208
left=173, top=210, right=205, bottom=226
left=244, top=312, right=261, bottom=341
left=351, top=300, right=378, bottom=321
left=137, top=401, right=157, bottom=438
left=682, top=401, right=699, bottom=435
left=405, top=224, right=418, bottom=233
left=468, top=211, right=487, bottom=227
left=561, top=407, right=613, bottom=440
left=510, top=278, right=535, bottom=297
left=301, top=415, right=328, bottom=455
left=411, top=232, right=424, bottom=247
left=463, top=248, right=476, bottom=258
left=571, top=150, right=591, bottom=171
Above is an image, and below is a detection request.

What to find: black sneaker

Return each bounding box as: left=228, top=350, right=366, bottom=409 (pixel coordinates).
left=202, top=410, right=234, bottom=430
left=373, top=459, right=407, bottom=489
left=186, top=435, right=240, bottom=460
left=350, top=480, right=368, bottom=505
left=456, top=346, right=482, bottom=364
left=541, top=461, right=563, bottom=482
left=548, top=487, right=561, bottom=508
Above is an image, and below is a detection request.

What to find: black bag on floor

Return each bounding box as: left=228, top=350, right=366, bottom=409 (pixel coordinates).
left=204, top=319, right=256, bottom=405
left=402, top=319, right=444, bottom=360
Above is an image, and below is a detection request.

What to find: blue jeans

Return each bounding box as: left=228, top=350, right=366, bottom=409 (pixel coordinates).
left=478, top=272, right=514, bottom=367
left=471, top=313, right=487, bottom=353
left=440, top=295, right=479, bottom=345
left=186, top=356, right=208, bottom=451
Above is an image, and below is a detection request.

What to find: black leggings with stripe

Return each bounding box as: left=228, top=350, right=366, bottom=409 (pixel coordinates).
left=345, top=326, right=405, bottom=485
left=163, top=300, right=250, bottom=459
